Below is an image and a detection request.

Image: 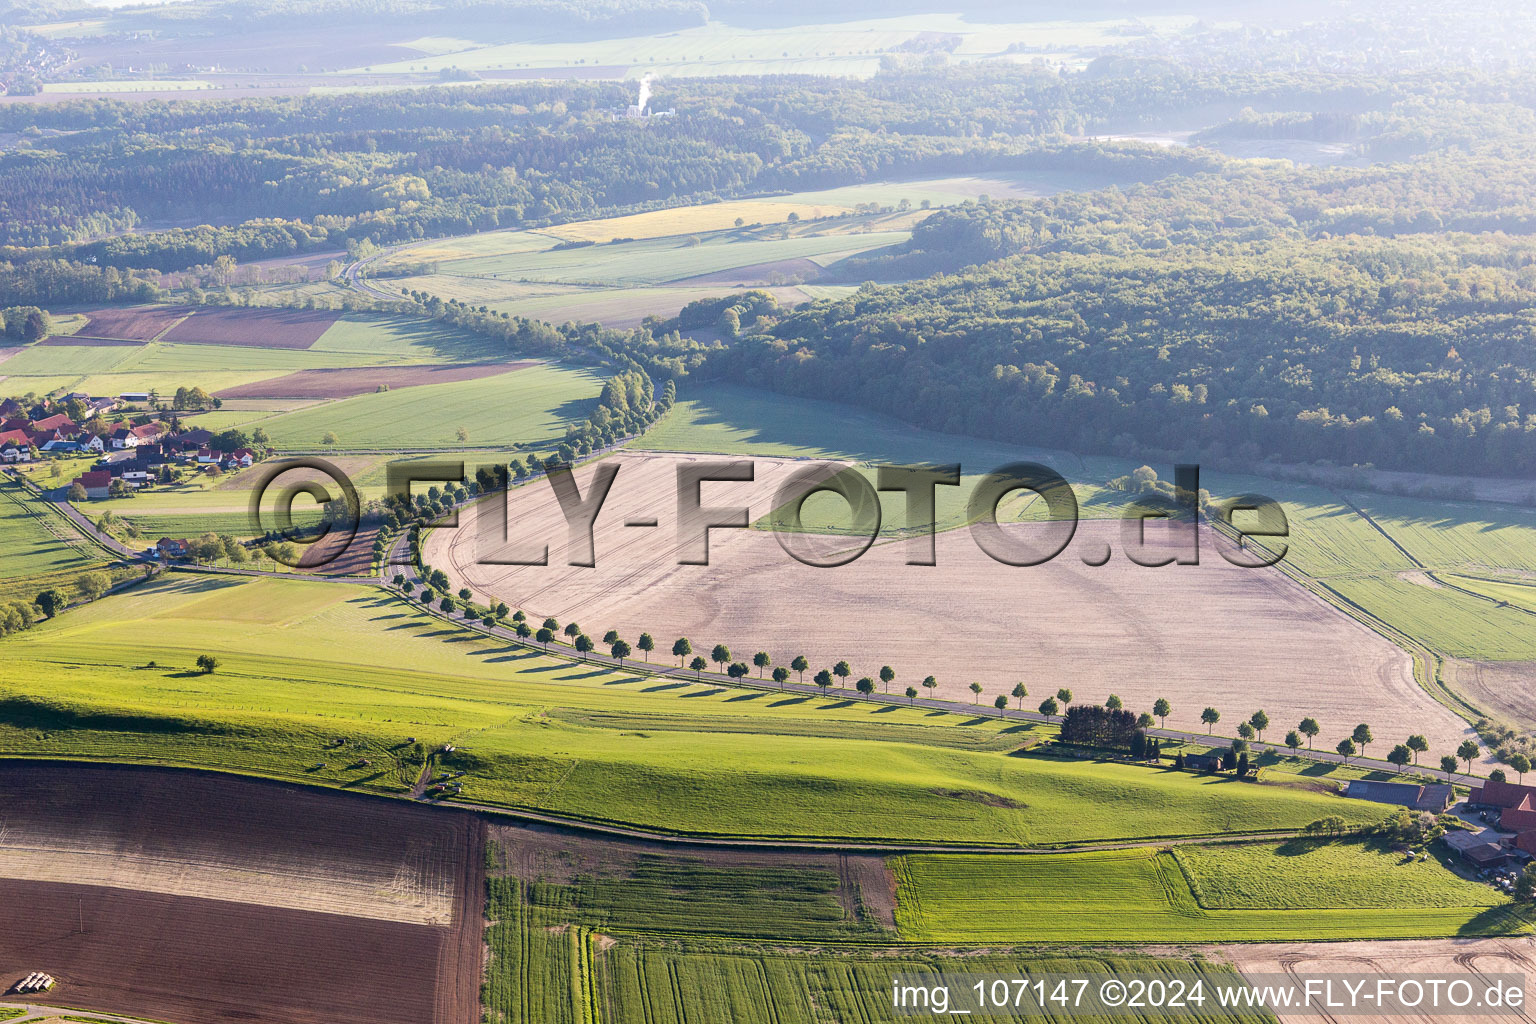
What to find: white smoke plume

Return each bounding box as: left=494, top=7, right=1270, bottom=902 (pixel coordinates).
left=637, top=74, right=654, bottom=113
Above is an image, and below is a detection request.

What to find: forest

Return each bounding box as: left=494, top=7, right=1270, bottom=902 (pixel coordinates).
left=9, top=57, right=1536, bottom=477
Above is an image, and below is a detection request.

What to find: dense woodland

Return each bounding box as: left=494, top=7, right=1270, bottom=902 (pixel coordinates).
left=0, top=62, right=1453, bottom=262
left=706, top=156, right=1536, bottom=476
left=8, top=48, right=1536, bottom=476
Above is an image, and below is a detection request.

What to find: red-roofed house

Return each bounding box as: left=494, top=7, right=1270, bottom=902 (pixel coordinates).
left=1501, top=807, right=1536, bottom=832
left=1471, top=780, right=1536, bottom=810
left=74, top=469, right=112, bottom=500
left=225, top=448, right=256, bottom=469
left=29, top=413, right=77, bottom=436
left=130, top=422, right=163, bottom=443
left=155, top=537, right=190, bottom=560
left=0, top=428, right=30, bottom=449
left=1470, top=780, right=1536, bottom=832
left=1516, top=831, right=1536, bottom=857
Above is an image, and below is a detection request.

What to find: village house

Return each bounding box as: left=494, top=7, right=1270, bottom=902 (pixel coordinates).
left=74, top=469, right=113, bottom=500
left=154, top=537, right=190, bottom=560
left=225, top=448, right=256, bottom=469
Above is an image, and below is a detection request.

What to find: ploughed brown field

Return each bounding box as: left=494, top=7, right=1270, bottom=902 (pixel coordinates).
left=74, top=305, right=192, bottom=341
left=160, top=308, right=340, bottom=349
left=0, top=762, right=483, bottom=1024
left=426, top=451, right=1474, bottom=754
left=216, top=361, right=535, bottom=400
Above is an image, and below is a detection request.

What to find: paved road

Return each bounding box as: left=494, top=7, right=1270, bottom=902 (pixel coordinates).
left=3, top=469, right=141, bottom=560
left=342, top=243, right=418, bottom=301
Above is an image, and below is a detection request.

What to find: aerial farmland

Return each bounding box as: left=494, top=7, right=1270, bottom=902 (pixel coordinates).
left=4, top=3, right=1536, bottom=1022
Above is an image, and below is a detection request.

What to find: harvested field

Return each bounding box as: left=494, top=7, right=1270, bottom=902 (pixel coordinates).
left=427, top=451, right=1474, bottom=754
left=0, top=761, right=483, bottom=1024
left=1445, top=659, right=1536, bottom=731
left=671, top=256, right=826, bottom=286
left=216, top=360, right=534, bottom=400
left=1219, top=937, right=1536, bottom=1024
left=161, top=308, right=340, bottom=349
left=75, top=305, right=190, bottom=341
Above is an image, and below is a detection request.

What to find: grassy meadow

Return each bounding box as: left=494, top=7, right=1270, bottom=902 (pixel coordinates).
left=0, top=575, right=1388, bottom=845
left=251, top=362, right=605, bottom=449
left=893, top=842, right=1526, bottom=944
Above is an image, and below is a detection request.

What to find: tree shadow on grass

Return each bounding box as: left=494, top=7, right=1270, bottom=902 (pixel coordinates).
left=770, top=697, right=810, bottom=707
left=1458, top=905, right=1532, bottom=936
left=725, top=692, right=766, bottom=702
left=681, top=688, right=727, bottom=698
left=872, top=705, right=902, bottom=714
left=556, top=667, right=611, bottom=681
left=819, top=700, right=855, bottom=710
left=643, top=681, right=689, bottom=692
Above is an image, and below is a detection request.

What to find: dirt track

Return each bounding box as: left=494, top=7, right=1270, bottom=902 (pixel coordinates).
left=426, top=451, right=1474, bottom=754
left=0, top=762, right=484, bottom=1024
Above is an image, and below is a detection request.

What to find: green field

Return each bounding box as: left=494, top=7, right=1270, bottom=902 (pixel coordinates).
left=0, top=476, right=102, bottom=580
left=893, top=843, right=1526, bottom=943
left=0, top=575, right=1387, bottom=845
left=429, top=229, right=908, bottom=286
left=254, top=362, right=605, bottom=449
left=0, top=343, right=141, bottom=376
left=1327, top=573, right=1536, bottom=661
left=1175, top=838, right=1504, bottom=910
left=485, top=855, right=1272, bottom=1024
left=638, top=383, right=1139, bottom=533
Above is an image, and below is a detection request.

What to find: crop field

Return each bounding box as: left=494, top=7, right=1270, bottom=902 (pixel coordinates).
left=214, top=360, right=535, bottom=399
left=350, top=13, right=1180, bottom=79
left=1327, top=574, right=1536, bottom=662
left=892, top=845, right=1526, bottom=943
left=1174, top=838, right=1508, bottom=910
left=0, top=475, right=101, bottom=580
left=252, top=362, right=604, bottom=448
left=0, top=342, right=139, bottom=376
left=0, top=761, right=483, bottom=1024
left=0, top=575, right=1388, bottom=845
left=427, top=229, right=909, bottom=286
left=484, top=828, right=1273, bottom=1024
left=430, top=450, right=1471, bottom=755
left=1351, top=492, right=1536, bottom=571
left=160, top=307, right=341, bottom=348
left=76, top=305, right=191, bottom=341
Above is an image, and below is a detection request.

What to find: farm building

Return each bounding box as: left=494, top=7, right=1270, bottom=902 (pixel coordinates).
left=1183, top=752, right=1223, bottom=771
left=1469, top=780, right=1536, bottom=830
left=1444, top=827, right=1511, bottom=869
left=1343, top=780, right=1454, bottom=812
